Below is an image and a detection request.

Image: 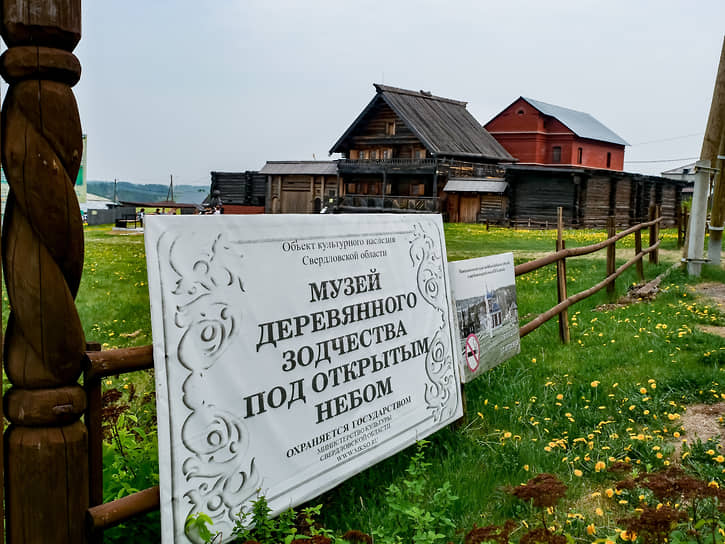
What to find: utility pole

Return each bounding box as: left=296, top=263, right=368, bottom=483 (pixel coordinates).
left=703, top=36, right=725, bottom=264
left=167, top=174, right=175, bottom=202
left=687, top=160, right=711, bottom=276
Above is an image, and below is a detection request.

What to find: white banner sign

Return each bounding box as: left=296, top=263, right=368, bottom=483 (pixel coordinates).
left=144, top=214, right=462, bottom=543
left=449, top=253, right=520, bottom=383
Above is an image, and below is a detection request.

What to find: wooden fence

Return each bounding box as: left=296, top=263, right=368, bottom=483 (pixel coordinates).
left=0, top=5, right=669, bottom=540
left=75, top=208, right=665, bottom=540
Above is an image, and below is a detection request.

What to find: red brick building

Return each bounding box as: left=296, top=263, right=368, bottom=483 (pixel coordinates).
left=484, top=97, right=628, bottom=170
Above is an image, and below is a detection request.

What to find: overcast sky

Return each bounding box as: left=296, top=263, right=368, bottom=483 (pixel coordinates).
left=64, top=1, right=725, bottom=185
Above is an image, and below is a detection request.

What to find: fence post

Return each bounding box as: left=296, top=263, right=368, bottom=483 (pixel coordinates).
left=654, top=205, right=661, bottom=264
left=648, top=206, right=657, bottom=264
left=635, top=228, right=645, bottom=281
left=1, top=2, right=88, bottom=542
left=85, top=342, right=104, bottom=544
left=556, top=208, right=570, bottom=343
left=607, top=216, right=616, bottom=298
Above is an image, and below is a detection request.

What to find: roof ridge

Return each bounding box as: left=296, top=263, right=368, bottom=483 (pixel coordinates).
left=264, top=160, right=335, bottom=164
left=522, top=96, right=589, bottom=116
left=374, top=83, right=467, bottom=106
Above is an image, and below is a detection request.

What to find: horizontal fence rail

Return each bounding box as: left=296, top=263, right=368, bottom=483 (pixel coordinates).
left=84, top=345, right=158, bottom=542
left=518, top=240, right=660, bottom=338
left=82, top=209, right=666, bottom=539
left=514, top=216, right=662, bottom=277
left=87, top=486, right=160, bottom=534
left=514, top=209, right=663, bottom=340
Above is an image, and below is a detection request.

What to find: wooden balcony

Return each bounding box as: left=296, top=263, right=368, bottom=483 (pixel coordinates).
left=439, top=160, right=506, bottom=179
left=337, top=158, right=507, bottom=178
left=337, top=194, right=439, bottom=213
left=337, top=158, right=437, bottom=174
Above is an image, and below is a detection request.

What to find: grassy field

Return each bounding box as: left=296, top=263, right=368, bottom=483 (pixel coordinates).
left=5, top=223, right=725, bottom=544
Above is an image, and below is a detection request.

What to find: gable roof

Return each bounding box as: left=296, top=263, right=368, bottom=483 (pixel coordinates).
left=330, top=84, right=515, bottom=162
left=520, top=97, right=629, bottom=146
left=259, top=161, right=338, bottom=176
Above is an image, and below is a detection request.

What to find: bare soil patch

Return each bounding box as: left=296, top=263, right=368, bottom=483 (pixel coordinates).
left=671, top=283, right=725, bottom=456
left=675, top=403, right=725, bottom=457
left=694, top=282, right=725, bottom=314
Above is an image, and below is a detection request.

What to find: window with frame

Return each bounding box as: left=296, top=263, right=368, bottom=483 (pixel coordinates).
left=606, top=152, right=612, bottom=168
left=385, top=121, right=396, bottom=136
left=359, top=150, right=367, bottom=160
left=577, top=147, right=583, bottom=164
left=552, top=146, right=562, bottom=163
left=415, top=149, right=426, bottom=159
left=370, top=150, right=378, bottom=160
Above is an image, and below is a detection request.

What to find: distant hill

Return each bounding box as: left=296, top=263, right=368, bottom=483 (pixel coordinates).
left=87, top=181, right=209, bottom=205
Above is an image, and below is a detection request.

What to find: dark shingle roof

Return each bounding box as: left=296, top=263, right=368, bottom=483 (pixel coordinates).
left=330, top=84, right=515, bottom=162
left=521, top=97, right=629, bottom=146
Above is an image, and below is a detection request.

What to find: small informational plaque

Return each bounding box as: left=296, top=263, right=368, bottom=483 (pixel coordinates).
left=448, top=253, right=520, bottom=383
left=144, top=214, right=462, bottom=543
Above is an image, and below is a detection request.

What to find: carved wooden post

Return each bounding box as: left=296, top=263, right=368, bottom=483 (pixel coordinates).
left=0, top=1, right=88, bottom=542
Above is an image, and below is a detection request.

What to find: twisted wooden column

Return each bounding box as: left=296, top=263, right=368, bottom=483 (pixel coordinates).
left=1, top=2, right=88, bottom=542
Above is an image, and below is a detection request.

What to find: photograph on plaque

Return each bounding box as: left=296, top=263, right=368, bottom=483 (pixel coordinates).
left=144, top=214, right=463, bottom=543
left=448, top=253, right=520, bottom=383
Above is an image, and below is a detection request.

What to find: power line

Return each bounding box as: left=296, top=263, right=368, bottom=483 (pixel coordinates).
left=624, top=157, right=699, bottom=164
left=629, top=132, right=703, bottom=146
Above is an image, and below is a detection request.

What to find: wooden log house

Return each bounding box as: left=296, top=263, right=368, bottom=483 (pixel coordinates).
left=328, top=84, right=515, bottom=219
left=503, top=165, right=686, bottom=228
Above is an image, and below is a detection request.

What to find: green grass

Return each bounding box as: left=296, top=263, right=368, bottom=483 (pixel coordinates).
left=77, top=225, right=151, bottom=349
left=3, top=224, right=725, bottom=544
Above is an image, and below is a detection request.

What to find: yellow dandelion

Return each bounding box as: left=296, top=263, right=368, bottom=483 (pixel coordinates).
left=573, top=469, right=583, bottom=477
left=605, top=488, right=614, bottom=498
left=591, top=380, right=600, bottom=388
left=595, top=461, right=606, bottom=472
left=595, top=507, right=604, bottom=517
left=586, top=524, right=596, bottom=536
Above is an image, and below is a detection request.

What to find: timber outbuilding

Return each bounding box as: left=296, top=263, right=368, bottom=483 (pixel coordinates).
left=206, top=171, right=266, bottom=214
left=499, top=165, right=686, bottom=228
left=261, top=161, right=339, bottom=214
